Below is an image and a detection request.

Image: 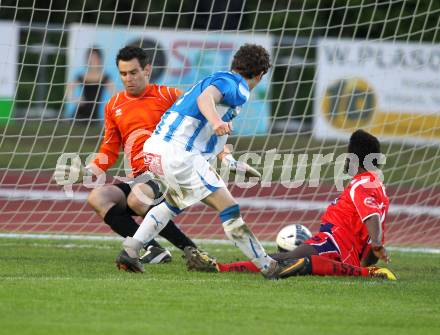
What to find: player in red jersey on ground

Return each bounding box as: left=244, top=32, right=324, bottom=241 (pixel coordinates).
left=184, top=130, right=397, bottom=280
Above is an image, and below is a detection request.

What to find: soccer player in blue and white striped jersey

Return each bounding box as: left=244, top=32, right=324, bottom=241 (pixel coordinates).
left=116, top=44, right=285, bottom=278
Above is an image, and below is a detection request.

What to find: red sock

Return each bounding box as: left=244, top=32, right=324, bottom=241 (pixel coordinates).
left=217, top=261, right=261, bottom=273
left=310, top=255, right=370, bottom=277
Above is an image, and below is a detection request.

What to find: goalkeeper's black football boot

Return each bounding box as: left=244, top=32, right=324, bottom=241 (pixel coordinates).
left=116, top=250, right=145, bottom=273
left=140, top=246, right=172, bottom=264
left=183, top=246, right=218, bottom=272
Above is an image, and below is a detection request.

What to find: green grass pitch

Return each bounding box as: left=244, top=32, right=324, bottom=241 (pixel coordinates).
left=0, top=237, right=439, bottom=335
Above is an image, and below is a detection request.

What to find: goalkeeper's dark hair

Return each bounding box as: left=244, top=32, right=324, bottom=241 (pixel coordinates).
left=231, top=44, right=271, bottom=79
left=116, top=46, right=150, bottom=68
left=348, top=129, right=381, bottom=169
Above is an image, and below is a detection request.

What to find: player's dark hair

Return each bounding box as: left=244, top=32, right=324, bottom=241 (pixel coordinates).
left=231, top=44, right=271, bottom=79
left=348, top=129, right=381, bottom=169
left=116, top=46, right=150, bottom=68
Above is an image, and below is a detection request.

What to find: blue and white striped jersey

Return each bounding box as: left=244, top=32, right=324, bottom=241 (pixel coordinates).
left=152, top=71, right=250, bottom=160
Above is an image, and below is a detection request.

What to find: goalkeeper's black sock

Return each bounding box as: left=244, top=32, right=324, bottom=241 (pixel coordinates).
left=103, top=204, right=161, bottom=249
left=158, top=220, right=197, bottom=250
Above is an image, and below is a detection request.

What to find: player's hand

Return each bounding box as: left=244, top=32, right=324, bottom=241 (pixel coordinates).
left=213, top=121, right=231, bottom=136
left=53, top=160, right=87, bottom=185
left=371, top=245, right=390, bottom=263
left=222, top=154, right=262, bottom=180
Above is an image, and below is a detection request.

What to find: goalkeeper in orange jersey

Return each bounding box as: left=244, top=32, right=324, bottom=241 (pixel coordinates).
left=55, top=46, right=198, bottom=263
left=184, top=130, right=397, bottom=280
left=55, top=46, right=259, bottom=264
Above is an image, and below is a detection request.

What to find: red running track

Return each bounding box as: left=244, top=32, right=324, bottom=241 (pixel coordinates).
left=1, top=171, right=440, bottom=246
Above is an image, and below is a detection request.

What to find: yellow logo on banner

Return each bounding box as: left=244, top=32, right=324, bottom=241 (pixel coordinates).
left=321, top=78, right=440, bottom=139
left=322, top=78, right=376, bottom=130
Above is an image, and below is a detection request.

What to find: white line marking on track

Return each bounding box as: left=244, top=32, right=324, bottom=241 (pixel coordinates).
left=1, top=188, right=440, bottom=217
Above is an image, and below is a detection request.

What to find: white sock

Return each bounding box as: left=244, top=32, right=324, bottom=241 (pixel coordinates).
left=123, top=237, right=144, bottom=258
left=133, top=202, right=178, bottom=245
left=222, top=217, right=275, bottom=272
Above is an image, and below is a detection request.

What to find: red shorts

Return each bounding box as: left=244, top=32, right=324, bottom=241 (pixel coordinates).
left=303, top=223, right=361, bottom=267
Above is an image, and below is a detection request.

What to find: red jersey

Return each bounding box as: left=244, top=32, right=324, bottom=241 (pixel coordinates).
left=90, top=84, right=181, bottom=177
left=321, top=171, right=389, bottom=255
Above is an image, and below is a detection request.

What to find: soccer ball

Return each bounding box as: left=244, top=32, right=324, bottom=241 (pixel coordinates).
left=276, top=224, right=312, bottom=252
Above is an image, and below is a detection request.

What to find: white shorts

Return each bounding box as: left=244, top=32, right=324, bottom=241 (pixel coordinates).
left=143, top=136, right=226, bottom=209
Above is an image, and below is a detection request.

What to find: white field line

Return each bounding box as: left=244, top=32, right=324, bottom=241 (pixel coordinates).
left=1, top=233, right=440, bottom=254
left=1, top=188, right=440, bottom=217
left=0, top=275, right=235, bottom=283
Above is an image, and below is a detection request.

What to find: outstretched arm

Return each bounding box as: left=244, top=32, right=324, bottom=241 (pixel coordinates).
left=53, top=103, right=120, bottom=184
left=364, top=215, right=390, bottom=263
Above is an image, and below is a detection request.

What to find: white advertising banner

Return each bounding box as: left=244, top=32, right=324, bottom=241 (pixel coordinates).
left=67, top=24, right=272, bottom=135
left=0, top=21, right=18, bottom=122
left=314, top=38, right=440, bottom=144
